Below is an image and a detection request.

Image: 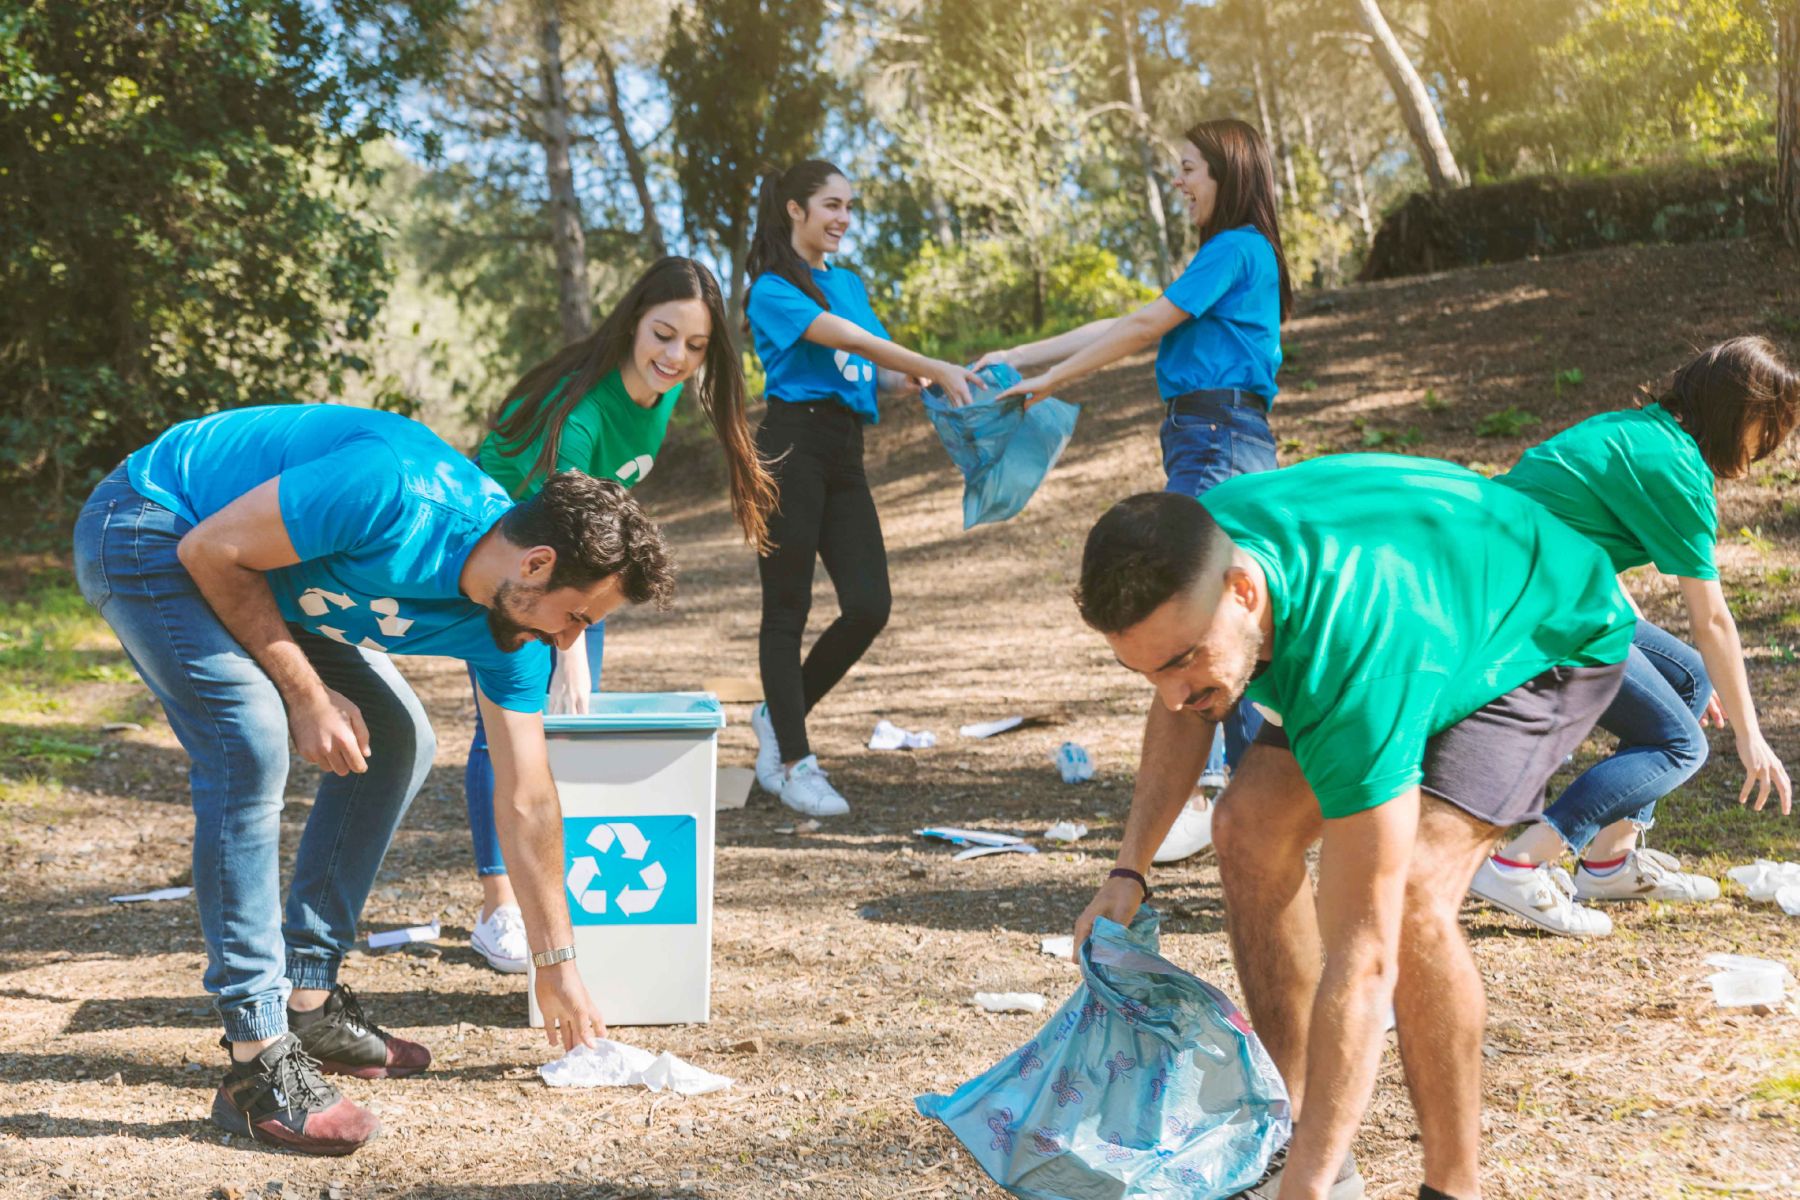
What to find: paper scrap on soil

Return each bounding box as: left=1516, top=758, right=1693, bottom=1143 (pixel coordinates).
left=952, top=844, right=1038, bottom=861
left=918, top=826, right=1024, bottom=848
left=109, top=886, right=192, bottom=904
left=539, top=1040, right=732, bottom=1094
left=972, top=991, right=1047, bottom=1014
left=960, top=715, right=1023, bottom=739
left=1727, top=860, right=1800, bottom=903
left=1040, top=935, right=1074, bottom=958
left=367, top=921, right=440, bottom=949
left=1053, top=742, right=1095, bottom=783
left=1044, top=820, right=1088, bottom=843
left=869, top=719, right=937, bottom=751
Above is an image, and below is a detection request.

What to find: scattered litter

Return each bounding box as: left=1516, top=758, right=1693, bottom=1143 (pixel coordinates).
left=918, top=826, right=1025, bottom=849
left=1039, top=934, right=1074, bottom=958
left=774, top=825, right=795, bottom=835
left=869, top=718, right=937, bottom=751
left=101, top=722, right=144, bottom=734
left=366, top=921, right=440, bottom=950
left=1043, top=820, right=1088, bottom=844
left=972, top=991, right=1047, bottom=1014
left=960, top=715, right=1023, bottom=739
left=538, top=1040, right=732, bottom=1094
left=1703, top=953, right=1793, bottom=1008
left=795, top=819, right=822, bottom=834
left=716, top=767, right=754, bottom=811
left=1727, top=860, right=1800, bottom=903
left=702, top=676, right=763, bottom=703
left=1053, top=742, right=1095, bottom=783
left=109, top=886, right=192, bottom=904
left=1780, top=887, right=1800, bottom=917
left=953, top=844, right=1038, bottom=862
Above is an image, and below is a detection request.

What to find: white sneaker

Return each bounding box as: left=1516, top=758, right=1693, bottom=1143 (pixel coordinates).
left=777, top=755, right=849, bottom=817
left=470, top=903, right=529, bottom=973
left=1152, top=794, right=1214, bottom=864
left=1469, top=858, right=1613, bottom=938
left=750, top=703, right=783, bottom=794
left=1575, top=848, right=1722, bottom=903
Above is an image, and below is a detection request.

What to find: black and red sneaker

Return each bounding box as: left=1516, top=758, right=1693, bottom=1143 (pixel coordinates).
left=210, top=1033, right=380, bottom=1156
left=290, top=984, right=431, bottom=1079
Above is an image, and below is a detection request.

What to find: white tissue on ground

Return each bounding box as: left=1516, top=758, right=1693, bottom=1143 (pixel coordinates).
left=1039, top=935, right=1074, bottom=958
left=1727, top=860, right=1800, bottom=904
left=869, top=718, right=937, bottom=751
left=1043, top=820, right=1088, bottom=843
left=538, top=1040, right=733, bottom=1094
left=972, top=991, right=1047, bottom=1013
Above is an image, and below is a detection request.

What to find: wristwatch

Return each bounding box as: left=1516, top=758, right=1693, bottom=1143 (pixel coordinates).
left=532, top=945, right=577, bottom=968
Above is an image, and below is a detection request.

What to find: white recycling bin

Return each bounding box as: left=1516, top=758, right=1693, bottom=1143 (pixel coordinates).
left=526, top=692, right=724, bottom=1028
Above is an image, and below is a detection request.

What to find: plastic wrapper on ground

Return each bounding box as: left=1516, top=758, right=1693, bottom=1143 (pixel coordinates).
left=916, top=909, right=1289, bottom=1199
left=923, top=363, right=1079, bottom=529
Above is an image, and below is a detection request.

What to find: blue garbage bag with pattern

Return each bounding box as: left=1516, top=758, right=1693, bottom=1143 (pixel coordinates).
left=922, top=362, right=1079, bottom=529
left=915, top=909, right=1290, bottom=1199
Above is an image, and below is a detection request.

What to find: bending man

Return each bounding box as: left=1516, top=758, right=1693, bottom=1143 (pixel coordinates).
left=73, top=404, right=675, bottom=1156
left=1071, top=455, right=1633, bottom=1200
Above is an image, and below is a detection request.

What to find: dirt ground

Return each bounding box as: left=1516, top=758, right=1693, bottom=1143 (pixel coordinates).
left=2, top=236, right=1798, bottom=1200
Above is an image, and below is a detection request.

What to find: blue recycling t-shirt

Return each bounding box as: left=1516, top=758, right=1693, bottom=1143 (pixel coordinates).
left=1156, top=226, right=1283, bottom=403
left=126, top=404, right=552, bottom=712
left=746, top=266, right=889, bottom=422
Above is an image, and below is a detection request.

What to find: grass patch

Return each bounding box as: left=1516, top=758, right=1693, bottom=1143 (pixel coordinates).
left=0, top=567, right=128, bottom=721
left=1477, top=407, right=1541, bottom=438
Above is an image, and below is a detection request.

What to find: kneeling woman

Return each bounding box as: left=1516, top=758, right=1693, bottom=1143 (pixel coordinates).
left=745, top=159, right=982, bottom=819
left=1471, top=336, right=1796, bottom=937
left=464, top=256, right=776, bottom=972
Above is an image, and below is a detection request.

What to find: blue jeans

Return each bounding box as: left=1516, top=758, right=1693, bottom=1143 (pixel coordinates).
left=1537, top=619, right=1712, bottom=852
left=1160, top=401, right=1279, bottom=777
left=464, top=624, right=604, bottom=876
left=73, top=468, right=437, bottom=1042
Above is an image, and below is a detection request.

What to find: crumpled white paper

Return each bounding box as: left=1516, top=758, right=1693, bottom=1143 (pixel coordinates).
left=538, top=1040, right=733, bottom=1094
left=1043, top=820, right=1088, bottom=844
left=972, top=991, right=1046, bottom=1014
left=1727, top=860, right=1800, bottom=904
left=869, top=719, right=937, bottom=751
left=1039, top=935, right=1075, bottom=959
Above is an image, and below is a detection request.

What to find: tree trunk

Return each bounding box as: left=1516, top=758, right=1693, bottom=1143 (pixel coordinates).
left=537, top=0, right=592, bottom=345
left=1780, top=0, right=1799, bottom=248
left=1118, top=2, right=1173, bottom=286
left=1340, top=109, right=1374, bottom=242
left=1252, top=4, right=1298, bottom=202
left=597, top=43, right=667, bottom=258
left=1350, top=0, right=1462, bottom=190
left=1248, top=53, right=1282, bottom=204
left=725, top=187, right=755, bottom=343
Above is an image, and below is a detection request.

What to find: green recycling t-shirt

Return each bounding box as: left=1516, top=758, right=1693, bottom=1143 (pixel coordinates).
left=478, top=369, right=682, bottom=501
left=1496, top=403, right=1718, bottom=581
left=1201, top=454, right=1634, bottom=819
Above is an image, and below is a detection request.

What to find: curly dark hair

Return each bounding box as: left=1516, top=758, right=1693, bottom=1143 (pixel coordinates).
left=1074, top=492, right=1225, bottom=635
left=499, top=471, right=676, bottom=609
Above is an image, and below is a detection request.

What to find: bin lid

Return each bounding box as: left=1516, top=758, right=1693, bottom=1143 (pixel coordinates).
left=542, top=691, right=726, bottom=733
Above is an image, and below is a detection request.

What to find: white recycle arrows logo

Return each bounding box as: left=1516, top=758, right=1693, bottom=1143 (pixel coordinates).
left=833, top=349, right=874, bottom=384
left=565, top=821, right=667, bottom=917
left=296, top=588, right=415, bottom=652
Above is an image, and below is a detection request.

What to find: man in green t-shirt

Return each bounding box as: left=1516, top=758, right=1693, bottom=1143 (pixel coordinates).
left=1070, top=455, right=1632, bottom=1200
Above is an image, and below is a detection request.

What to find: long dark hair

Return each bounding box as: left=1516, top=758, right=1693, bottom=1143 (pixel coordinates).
left=490, top=256, right=778, bottom=552
left=1656, top=336, right=1800, bottom=480
left=1183, top=118, right=1293, bottom=322
left=746, top=159, right=845, bottom=310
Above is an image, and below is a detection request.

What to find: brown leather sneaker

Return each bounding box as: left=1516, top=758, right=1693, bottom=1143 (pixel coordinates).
left=210, top=1033, right=379, bottom=1155
left=291, top=983, right=431, bottom=1079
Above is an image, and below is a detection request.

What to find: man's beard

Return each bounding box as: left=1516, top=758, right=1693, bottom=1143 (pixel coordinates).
left=1190, top=617, right=1265, bottom=722
left=487, top=579, right=552, bottom=652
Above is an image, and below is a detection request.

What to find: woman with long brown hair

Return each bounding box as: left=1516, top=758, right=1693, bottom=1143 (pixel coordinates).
left=463, top=255, right=776, bottom=973
left=982, top=117, right=1292, bottom=863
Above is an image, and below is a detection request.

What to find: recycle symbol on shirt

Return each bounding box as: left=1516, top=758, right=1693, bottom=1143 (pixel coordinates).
left=834, top=349, right=874, bottom=384
left=296, top=588, right=413, bottom=652
left=566, top=822, right=667, bottom=918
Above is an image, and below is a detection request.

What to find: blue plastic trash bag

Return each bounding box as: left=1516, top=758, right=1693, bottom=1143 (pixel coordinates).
left=915, top=909, right=1290, bottom=1199
left=922, top=362, right=1079, bottom=529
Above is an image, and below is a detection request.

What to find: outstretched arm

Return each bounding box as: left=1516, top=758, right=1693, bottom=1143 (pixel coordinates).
left=996, top=298, right=1189, bottom=406
left=801, top=313, right=983, bottom=405
left=974, top=317, right=1122, bottom=373
left=1680, top=576, right=1792, bottom=813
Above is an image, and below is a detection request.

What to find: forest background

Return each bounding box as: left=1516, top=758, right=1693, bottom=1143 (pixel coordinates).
left=4, top=0, right=1798, bottom=515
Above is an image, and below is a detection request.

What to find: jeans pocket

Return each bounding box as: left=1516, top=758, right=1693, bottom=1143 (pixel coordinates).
left=72, top=497, right=116, bottom=610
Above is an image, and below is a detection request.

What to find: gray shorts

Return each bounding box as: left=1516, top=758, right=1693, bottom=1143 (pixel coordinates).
left=1253, top=662, right=1626, bottom=828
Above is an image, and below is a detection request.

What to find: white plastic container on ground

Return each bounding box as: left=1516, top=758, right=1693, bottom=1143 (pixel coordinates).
left=527, top=692, right=724, bottom=1027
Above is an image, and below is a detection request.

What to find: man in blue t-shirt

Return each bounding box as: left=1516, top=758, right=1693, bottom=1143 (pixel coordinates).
left=72, top=404, right=676, bottom=1156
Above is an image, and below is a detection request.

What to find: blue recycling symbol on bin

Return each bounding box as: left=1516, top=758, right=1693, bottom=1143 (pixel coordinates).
left=562, top=815, right=698, bottom=926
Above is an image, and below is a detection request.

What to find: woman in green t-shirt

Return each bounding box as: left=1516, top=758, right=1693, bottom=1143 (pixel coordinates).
left=464, top=256, right=776, bottom=973
left=1470, top=337, right=1797, bottom=938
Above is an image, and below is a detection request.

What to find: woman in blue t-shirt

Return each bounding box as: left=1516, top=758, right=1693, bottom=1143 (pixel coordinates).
left=982, top=117, right=1291, bottom=862
left=745, top=159, right=982, bottom=819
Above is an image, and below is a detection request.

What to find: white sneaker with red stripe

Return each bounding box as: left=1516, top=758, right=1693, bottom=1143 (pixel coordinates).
left=1574, top=848, right=1721, bottom=903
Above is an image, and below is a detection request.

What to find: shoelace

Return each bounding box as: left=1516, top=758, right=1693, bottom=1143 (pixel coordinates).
left=269, top=1044, right=333, bottom=1111
left=332, top=983, right=390, bottom=1042
left=490, top=905, right=526, bottom=941
left=1546, top=865, right=1580, bottom=904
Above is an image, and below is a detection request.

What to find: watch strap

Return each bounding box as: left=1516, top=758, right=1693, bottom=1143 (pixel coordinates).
left=531, top=945, right=577, bottom=968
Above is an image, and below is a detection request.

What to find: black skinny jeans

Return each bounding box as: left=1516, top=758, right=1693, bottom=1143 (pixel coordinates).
left=756, top=400, right=891, bottom=762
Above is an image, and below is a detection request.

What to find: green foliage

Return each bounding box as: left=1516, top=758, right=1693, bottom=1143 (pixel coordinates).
left=888, top=239, right=1155, bottom=357
left=1554, top=366, right=1586, bottom=394
left=0, top=1, right=451, bottom=497
left=1477, top=407, right=1541, bottom=437
left=1281, top=146, right=1358, bottom=288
